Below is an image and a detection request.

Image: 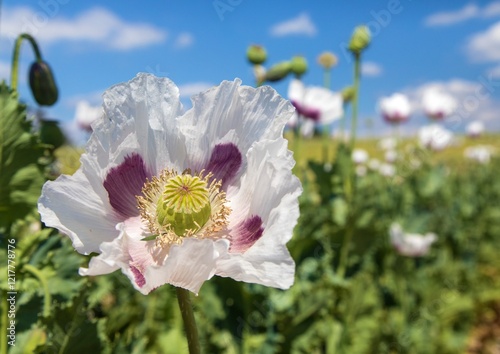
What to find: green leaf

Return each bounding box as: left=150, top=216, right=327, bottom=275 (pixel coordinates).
left=0, top=81, right=45, bottom=231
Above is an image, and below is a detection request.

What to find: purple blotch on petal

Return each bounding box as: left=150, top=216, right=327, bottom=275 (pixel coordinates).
left=291, top=100, right=321, bottom=122
left=230, top=215, right=264, bottom=253
left=205, top=143, right=242, bottom=189
left=104, top=153, right=151, bottom=218
left=130, top=265, right=146, bottom=288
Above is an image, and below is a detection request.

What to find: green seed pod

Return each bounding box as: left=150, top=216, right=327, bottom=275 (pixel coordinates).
left=29, top=60, right=59, bottom=106
left=290, top=56, right=308, bottom=78
left=40, top=119, right=65, bottom=149
left=265, top=61, right=292, bottom=82
left=317, top=51, right=338, bottom=69
left=348, top=25, right=371, bottom=55
left=341, top=86, right=356, bottom=103
left=246, top=45, right=267, bottom=65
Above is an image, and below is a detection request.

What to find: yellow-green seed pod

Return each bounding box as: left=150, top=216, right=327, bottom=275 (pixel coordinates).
left=246, top=45, right=267, bottom=65
left=290, top=56, right=308, bottom=78
left=317, top=51, right=338, bottom=69
left=341, top=86, right=356, bottom=103
left=156, top=174, right=212, bottom=236
left=265, top=61, right=292, bottom=82
left=29, top=60, right=59, bottom=106
left=348, top=25, right=371, bottom=55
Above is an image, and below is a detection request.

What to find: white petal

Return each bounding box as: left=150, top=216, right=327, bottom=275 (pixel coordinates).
left=144, top=238, right=229, bottom=295
left=89, top=73, right=186, bottom=176
left=38, top=170, right=118, bottom=254
left=216, top=138, right=302, bottom=289
left=179, top=80, right=295, bottom=171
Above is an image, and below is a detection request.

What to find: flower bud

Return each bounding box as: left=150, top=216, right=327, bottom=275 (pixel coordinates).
left=246, top=45, right=267, bottom=65
left=341, top=86, right=356, bottom=103
left=317, top=52, right=338, bottom=69
left=348, top=25, right=371, bottom=55
left=290, top=56, right=308, bottom=78
left=29, top=60, right=59, bottom=106
left=40, top=119, right=65, bottom=149
left=265, top=61, right=292, bottom=82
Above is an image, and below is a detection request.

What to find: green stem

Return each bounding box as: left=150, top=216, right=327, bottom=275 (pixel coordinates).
left=323, top=69, right=331, bottom=89
left=336, top=218, right=354, bottom=278
left=321, top=125, right=330, bottom=163
left=10, top=33, right=43, bottom=91
left=1, top=292, right=7, bottom=354
left=337, top=52, right=362, bottom=279
left=176, top=287, right=200, bottom=354
left=23, top=264, right=51, bottom=318
left=349, top=53, right=361, bottom=151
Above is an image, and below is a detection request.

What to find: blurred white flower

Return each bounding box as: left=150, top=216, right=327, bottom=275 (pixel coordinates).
left=464, top=145, right=495, bottom=164
left=288, top=79, right=343, bottom=125
left=378, top=137, right=397, bottom=150
left=300, top=119, right=315, bottom=138
left=418, top=124, right=453, bottom=151
left=379, top=93, right=411, bottom=124
left=385, top=150, right=398, bottom=163
left=74, top=100, right=102, bottom=132
left=355, top=165, right=367, bottom=177
left=331, top=129, right=350, bottom=143
left=368, top=158, right=381, bottom=170
left=466, top=120, right=484, bottom=138
left=379, top=163, right=396, bottom=177
left=352, top=148, right=369, bottom=164
left=422, top=89, right=456, bottom=120
left=390, top=223, right=437, bottom=257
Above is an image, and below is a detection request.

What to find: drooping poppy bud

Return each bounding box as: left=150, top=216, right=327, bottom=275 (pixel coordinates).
left=246, top=45, right=267, bottom=65
left=29, top=60, right=59, bottom=106
left=265, top=61, right=292, bottom=82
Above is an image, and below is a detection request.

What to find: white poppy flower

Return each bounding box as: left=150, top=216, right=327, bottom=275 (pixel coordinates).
left=379, top=163, right=396, bottom=177
left=355, top=165, right=367, bottom=177
left=377, top=137, right=397, bottom=150
left=385, top=150, right=398, bottom=163
left=422, top=89, right=456, bottom=120
left=300, top=119, right=315, bottom=138
left=379, top=93, right=411, bottom=124
left=390, top=223, right=437, bottom=257
left=352, top=148, right=369, bottom=164
left=466, top=120, right=484, bottom=138
left=464, top=145, right=495, bottom=164
left=74, top=100, right=102, bottom=132
left=418, top=124, right=453, bottom=151
left=38, top=74, right=302, bottom=295
left=288, top=79, right=343, bottom=125
left=368, top=158, right=381, bottom=170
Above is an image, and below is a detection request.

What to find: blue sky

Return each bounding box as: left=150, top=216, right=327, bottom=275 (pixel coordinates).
left=1, top=0, right=500, bottom=140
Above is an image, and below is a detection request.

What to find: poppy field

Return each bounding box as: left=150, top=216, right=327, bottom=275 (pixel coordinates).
left=1, top=23, right=500, bottom=354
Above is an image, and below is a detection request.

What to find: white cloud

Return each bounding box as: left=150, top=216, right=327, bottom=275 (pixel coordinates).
left=361, top=61, right=382, bottom=77
left=487, top=64, right=500, bottom=78
left=403, top=79, right=500, bottom=128
left=270, top=13, right=317, bottom=37
left=64, top=90, right=104, bottom=108
left=424, top=2, right=500, bottom=26
left=466, top=20, right=500, bottom=62
left=1, top=6, right=167, bottom=50
left=174, top=32, right=194, bottom=49
left=178, top=82, right=213, bottom=98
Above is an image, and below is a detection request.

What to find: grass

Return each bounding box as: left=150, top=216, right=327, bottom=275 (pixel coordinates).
left=285, top=132, right=500, bottom=169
